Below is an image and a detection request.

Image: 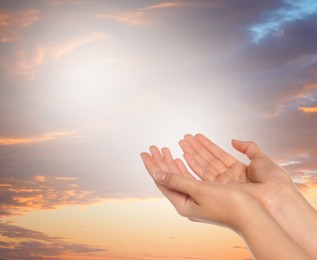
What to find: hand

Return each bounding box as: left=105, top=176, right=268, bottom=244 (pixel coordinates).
left=178, top=134, right=295, bottom=213
left=179, top=134, right=317, bottom=259
left=141, top=146, right=258, bottom=230
left=140, top=144, right=311, bottom=260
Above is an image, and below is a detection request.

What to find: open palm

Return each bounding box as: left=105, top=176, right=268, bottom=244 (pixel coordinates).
left=179, top=134, right=295, bottom=212
left=141, top=134, right=317, bottom=259
left=141, top=145, right=262, bottom=227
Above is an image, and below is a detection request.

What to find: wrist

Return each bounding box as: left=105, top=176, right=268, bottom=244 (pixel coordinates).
left=267, top=183, right=316, bottom=221
left=238, top=206, right=311, bottom=260
left=231, top=194, right=266, bottom=234
left=266, top=184, right=317, bottom=259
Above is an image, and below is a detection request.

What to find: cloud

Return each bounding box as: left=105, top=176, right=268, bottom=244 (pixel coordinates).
left=0, top=5, right=111, bottom=79
left=0, top=174, right=102, bottom=217
left=272, top=82, right=317, bottom=116
left=250, top=0, right=317, bottom=43
left=0, top=131, right=80, bottom=146
left=236, top=52, right=317, bottom=117
left=298, top=107, right=317, bottom=113
left=0, top=221, right=106, bottom=259
left=9, top=32, right=110, bottom=79
left=96, top=11, right=149, bottom=26
left=237, top=78, right=317, bottom=192
left=142, top=2, right=189, bottom=11
left=45, top=0, right=86, bottom=5
left=96, top=1, right=192, bottom=26
left=0, top=221, right=62, bottom=241
left=0, top=9, right=40, bottom=43
left=0, top=122, right=163, bottom=204
left=251, top=119, right=317, bottom=194
left=50, top=32, right=110, bottom=61
left=102, top=255, right=166, bottom=260
left=176, top=256, right=204, bottom=259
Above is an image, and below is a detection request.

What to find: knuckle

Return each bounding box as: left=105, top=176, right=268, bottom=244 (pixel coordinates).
left=247, top=141, right=257, bottom=149
left=166, top=174, right=181, bottom=189
left=217, top=149, right=226, bottom=158
left=194, top=183, right=205, bottom=198
left=207, top=156, right=218, bottom=166
left=249, top=141, right=261, bottom=153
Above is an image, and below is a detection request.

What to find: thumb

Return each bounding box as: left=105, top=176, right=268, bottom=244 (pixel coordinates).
left=232, top=139, right=265, bottom=160
left=153, top=172, right=198, bottom=198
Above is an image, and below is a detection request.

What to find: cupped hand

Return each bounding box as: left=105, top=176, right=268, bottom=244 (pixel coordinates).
left=140, top=146, right=260, bottom=231
left=179, top=134, right=297, bottom=213
left=141, top=136, right=317, bottom=260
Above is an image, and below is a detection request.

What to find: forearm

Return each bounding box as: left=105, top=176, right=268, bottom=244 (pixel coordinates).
left=237, top=203, right=310, bottom=260
left=268, top=185, right=317, bottom=259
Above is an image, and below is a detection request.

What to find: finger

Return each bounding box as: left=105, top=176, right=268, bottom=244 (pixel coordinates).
left=196, top=133, right=238, bottom=167
left=179, top=139, right=218, bottom=174
left=232, top=140, right=266, bottom=160
left=184, top=134, right=227, bottom=172
left=184, top=153, right=216, bottom=182
left=153, top=171, right=201, bottom=201
left=161, top=147, right=174, bottom=162
left=149, top=145, right=164, bottom=161
left=140, top=152, right=162, bottom=176
left=175, top=158, right=196, bottom=180
left=161, top=147, right=180, bottom=174
left=149, top=145, right=170, bottom=172
left=141, top=152, right=192, bottom=211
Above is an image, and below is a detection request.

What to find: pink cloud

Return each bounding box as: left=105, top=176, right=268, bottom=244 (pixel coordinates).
left=0, top=131, right=80, bottom=146
left=0, top=9, right=40, bottom=43
left=2, top=32, right=110, bottom=79
left=266, top=83, right=317, bottom=117
left=96, top=1, right=192, bottom=26
left=0, top=174, right=102, bottom=217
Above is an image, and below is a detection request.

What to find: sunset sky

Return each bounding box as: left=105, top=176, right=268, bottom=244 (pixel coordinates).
left=1, top=0, right=317, bottom=259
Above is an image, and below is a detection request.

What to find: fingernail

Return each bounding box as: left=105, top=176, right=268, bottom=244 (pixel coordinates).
left=154, top=172, right=166, bottom=182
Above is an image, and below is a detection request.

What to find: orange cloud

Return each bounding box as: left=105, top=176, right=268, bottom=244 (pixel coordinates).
left=7, top=32, right=110, bottom=78
left=0, top=222, right=106, bottom=259
left=0, top=131, right=79, bottom=146
left=0, top=175, right=101, bottom=216
left=298, top=107, right=317, bottom=113
left=17, top=9, right=40, bottom=27
left=303, top=83, right=317, bottom=92
left=293, top=172, right=317, bottom=193
left=293, top=83, right=317, bottom=99
left=45, top=0, right=86, bottom=5
left=142, top=2, right=189, bottom=10
left=274, top=152, right=317, bottom=195
left=268, top=83, right=317, bottom=116
left=51, top=32, right=109, bottom=60
left=15, top=47, right=47, bottom=78
left=96, top=11, right=148, bottom=26
left=0, top=9, right=40, bottom=43
left=96, top=1, right=190, bottom=26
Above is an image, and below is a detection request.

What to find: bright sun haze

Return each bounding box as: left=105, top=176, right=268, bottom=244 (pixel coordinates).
left=0, top=0, right=317, bottom=259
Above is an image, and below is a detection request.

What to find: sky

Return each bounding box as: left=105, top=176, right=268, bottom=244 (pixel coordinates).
left=0, top=0, right=317, bottom=259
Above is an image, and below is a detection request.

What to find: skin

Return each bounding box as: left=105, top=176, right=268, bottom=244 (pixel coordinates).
left=140, top=134, right=315, bottom=259
left=179, top=134, right=317, bottom=259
